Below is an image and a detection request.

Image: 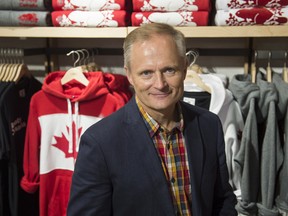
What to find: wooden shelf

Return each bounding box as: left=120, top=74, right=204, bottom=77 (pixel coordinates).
left=0, top=26, right=287, bottom=38
left=0, top=27, right=128, bottom=38
left=176, top=26, right=288, bottom=38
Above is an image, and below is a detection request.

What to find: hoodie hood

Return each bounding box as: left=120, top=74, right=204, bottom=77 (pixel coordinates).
left=256, top=72, right=278, bottom=123
left=103, top=72, right=133, bottom=103
left=229, top=74, right=260, bottom=120
left=273, top=72, right=288, bottom=119
left=42, top=71, right=110, bottom=102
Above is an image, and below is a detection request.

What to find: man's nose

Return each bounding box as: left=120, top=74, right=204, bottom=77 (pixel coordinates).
left=154, top=72, right=166, bottom=89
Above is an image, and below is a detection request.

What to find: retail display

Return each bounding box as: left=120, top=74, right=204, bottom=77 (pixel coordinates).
left=0, top=1, right=287, bottom=215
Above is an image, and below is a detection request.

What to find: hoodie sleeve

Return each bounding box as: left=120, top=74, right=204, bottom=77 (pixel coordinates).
left=21, top=94, right=41, bottom=193
left=221, top=91, right=244, bottom=195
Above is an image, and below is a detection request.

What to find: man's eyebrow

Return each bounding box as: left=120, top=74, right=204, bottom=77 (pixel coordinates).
left=160, top=65, right=179, bottom=71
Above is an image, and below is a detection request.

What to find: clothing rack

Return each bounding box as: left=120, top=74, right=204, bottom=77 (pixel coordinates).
left=8, top=47, right=287, bottom=58
left=17, top=48, right=251, bottom=57
left=254, top=50, right=288, bottom=60
left=2, top=48, right=287, bottom=75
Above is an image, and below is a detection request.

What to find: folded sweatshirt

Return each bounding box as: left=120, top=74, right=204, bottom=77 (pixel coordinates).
left=52, top=0, right=131, bottom=11
left=131, top=11, right=209, bottom=26
left=215, top=7, right=288, bottom=26
left=216, top=0, right=288, bottom=10
left=0, top=0, right=50, bottom=10
left=0, top=10, right=51, bottom=26
left=132, top=0, right=210, bottom=12
left=51, top=10, right=130, bottom=27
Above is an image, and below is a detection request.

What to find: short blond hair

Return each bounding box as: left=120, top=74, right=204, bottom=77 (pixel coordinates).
left=123, top=23, right=186, bottom=69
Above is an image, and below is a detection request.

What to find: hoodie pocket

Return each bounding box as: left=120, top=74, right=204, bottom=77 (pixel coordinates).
left=48, top=176, right=71, bottom=216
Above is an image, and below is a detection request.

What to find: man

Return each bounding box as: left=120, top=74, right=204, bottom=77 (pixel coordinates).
left=67, top=23, right=237, bottom=216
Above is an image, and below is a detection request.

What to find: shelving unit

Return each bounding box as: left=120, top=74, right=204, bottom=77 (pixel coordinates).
left=0, top=26, right=287, bottom=38
left=0, top=26, right=287, bottom=76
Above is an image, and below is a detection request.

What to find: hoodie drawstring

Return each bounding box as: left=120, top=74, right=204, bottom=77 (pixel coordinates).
left=66, top=99, right=80, bottom=156
left=74, top=101, right=80, bottom=152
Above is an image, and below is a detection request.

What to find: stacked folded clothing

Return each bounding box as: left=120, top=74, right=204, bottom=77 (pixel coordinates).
left=51, top=0, right=132, bottom=27
left=0, top=0, right=52, bottom=26
left=215, top=0, right=288, bottom=26
left=131, top=0, right=211, bottom=26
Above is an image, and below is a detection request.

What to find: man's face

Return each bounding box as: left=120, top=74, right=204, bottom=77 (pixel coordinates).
left=125, top=35, right=187, bottom=115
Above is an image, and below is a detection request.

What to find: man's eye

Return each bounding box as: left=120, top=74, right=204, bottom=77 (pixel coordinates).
left=141, top=71, right=153, bottom=77
left=164, top=68, right=176, bottom=74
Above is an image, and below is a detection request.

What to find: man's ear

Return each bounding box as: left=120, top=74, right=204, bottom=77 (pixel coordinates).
left=183, top=59, right=188, bottom=80
left=183, top=67, right=187, bottom=80
left=124, top=66, right=134, bottom=86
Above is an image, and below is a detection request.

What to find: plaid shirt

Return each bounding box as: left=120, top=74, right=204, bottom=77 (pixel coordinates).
left=136, top=98, right=192, bottom=216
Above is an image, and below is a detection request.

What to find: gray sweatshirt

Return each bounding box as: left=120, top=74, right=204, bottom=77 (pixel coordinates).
left=229, top=74, right=260, bottom=215
left=256, top=72, right=283, bottom=216
left=273, top=73, right=288, bottom=214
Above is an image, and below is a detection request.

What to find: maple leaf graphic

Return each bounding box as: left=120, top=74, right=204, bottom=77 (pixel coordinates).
left=52, top=121, right=82, bottom=159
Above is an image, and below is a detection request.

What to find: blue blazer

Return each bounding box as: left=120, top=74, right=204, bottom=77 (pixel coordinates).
left=68, top=96, right=237, bottom=216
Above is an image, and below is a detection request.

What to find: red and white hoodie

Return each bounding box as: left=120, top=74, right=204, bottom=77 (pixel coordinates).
left=21, top=71, right=131, bottom=216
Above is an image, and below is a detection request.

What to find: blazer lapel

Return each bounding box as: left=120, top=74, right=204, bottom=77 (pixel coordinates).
left=124, top=97, right=175, bottom=215
left=181, top=103, right=204, bottom=215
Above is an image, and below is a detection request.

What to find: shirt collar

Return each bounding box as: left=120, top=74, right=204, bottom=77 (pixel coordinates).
left=136, top=96, right=184, bottom=138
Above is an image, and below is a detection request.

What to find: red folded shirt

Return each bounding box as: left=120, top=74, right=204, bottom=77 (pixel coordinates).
left=51, top=10, right=130, bottom=27
left=215, top=7, right=288, bottom=26
left=132, top=0, right=210, bottom=12
left=131, top=11, right=209, bottom=26
left=0, top=0, right=47, bottom=10
left=216, top=0, right=288, bottom=10
left=52, top=0, right=131, bottom=11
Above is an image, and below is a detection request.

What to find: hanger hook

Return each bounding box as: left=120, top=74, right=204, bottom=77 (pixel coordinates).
left=19, top=49, right=24, bottom=64
left=81, top=49, right=90, bottom=65
left=0, top=48, right=3, bottom=64
left=254, top=50, right=258, bottom=60
left=186, top=49, right=199, bottom=67
left=77, top=49, right=85, bottom=66
left=284, top=51, right=287, bottom=68
left=67, top=50, right=80, bottom=67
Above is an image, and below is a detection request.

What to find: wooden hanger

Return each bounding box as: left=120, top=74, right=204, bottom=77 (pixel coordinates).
left=61, top=50, right=89, bottom=86
left=185, top=50, right=211, bottom=94
left=6, top=64, right=17, bottom=81
left=185, top=69, right=212, bottom=94
left=61, top=66, right=89, bottom=86
left=190, top=64, right=203, bottom=74
left=13, top=64, right=31, bottom=83
left=1, top=64, right=8, bottom=81
left=251, top=51, right=257, bottom=83
left=244, top=61, right=249, bottom=76
left=0, top=64, right=10, bottom=81
left=266, top=51, right=272, bottom=83
left=0, top=64, right=6, bottom=80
